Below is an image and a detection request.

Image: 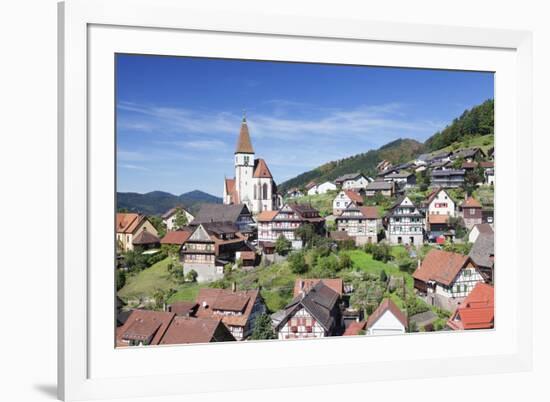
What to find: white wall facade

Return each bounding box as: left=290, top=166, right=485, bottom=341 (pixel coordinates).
left=277, top=307, right=326, bottom=340
left=366, top=310, right=406, bottom=336
left=428, top=189, right=456, bottom=217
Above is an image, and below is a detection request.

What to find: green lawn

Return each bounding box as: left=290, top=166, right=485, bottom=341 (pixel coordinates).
left=288, top=190, right=339, bottom=216
left=439, top=134, right=494, bottom=154
left=166, top=283, right=203, bottom=303
left=118, top=257, right=180, bottom=301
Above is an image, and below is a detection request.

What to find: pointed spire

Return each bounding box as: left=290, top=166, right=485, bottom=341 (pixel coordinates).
left=235, top=114, right=254, bottom=154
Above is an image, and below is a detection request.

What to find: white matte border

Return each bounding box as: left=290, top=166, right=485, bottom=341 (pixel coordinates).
left=60, top=1, right=533, bottom=400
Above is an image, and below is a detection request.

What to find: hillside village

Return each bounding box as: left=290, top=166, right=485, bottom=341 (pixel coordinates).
left=116, top=101, right=495, bottom=347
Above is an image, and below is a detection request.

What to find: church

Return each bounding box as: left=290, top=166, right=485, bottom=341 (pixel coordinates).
left=223, top=117, right=280, bottom=214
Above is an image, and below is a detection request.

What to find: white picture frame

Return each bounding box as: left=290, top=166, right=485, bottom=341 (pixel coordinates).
left=58, top=0, right=533, bottom=400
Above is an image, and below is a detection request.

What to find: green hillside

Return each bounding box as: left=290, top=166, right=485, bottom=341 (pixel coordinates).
left=117, top=190, right=222, bottom=216
left=279, top=99, right=494, bottom=192
left=279, top=138, right=424, bottom=193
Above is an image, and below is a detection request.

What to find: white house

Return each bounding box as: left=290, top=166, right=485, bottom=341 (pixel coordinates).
left=162, top=207, right=195, bottom=231
left=335, top=203, right=380, bottom=245
left=332, top=190, right=363, bottom=216
left=386, top=196, right=424, bottom=245
left=307, top=181, right=337, bottom=195
left=365, top=299, right=407, bottom=336
left=424, top=188, right=456, bottom=218
left=485, top=168, right=495, bottom=185
left=468, top=223, right=494, bottom=243
left=335, top=172, right=372, bottom=190
left=413, top=249, right=485, bottom=311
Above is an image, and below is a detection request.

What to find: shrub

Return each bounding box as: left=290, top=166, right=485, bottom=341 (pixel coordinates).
left=372, top=243, right=391, bottom=262
left=275, top=235, right=292, bottom=256
left=185, top=269, right=198, bottom=283
left=116, top=270, right=126, bottom=291
left=288, top=252, right=308, bottom=274
left=338, top=253, right=353, bottom=271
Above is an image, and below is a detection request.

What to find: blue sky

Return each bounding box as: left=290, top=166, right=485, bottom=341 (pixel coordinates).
left=116, top=54, right=493, bottom=196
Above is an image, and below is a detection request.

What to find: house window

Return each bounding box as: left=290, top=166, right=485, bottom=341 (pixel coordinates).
left=470, top=209, right=475, bottom=215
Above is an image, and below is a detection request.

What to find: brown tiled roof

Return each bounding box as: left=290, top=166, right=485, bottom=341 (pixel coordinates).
left=116, top=213, right=143, bottom=234
left=413, top=249, right=470, bottom=286
left=428, top=214, right=450, bottom=224
left=293, top=278, right=344, bottom=297
left=256, top=210, right=278, bottom=222
left=461, top=196, right=482, bottom=208
left=479, top=161, right=494, bottom=169
left=343, top=321, right=367, bottom=336
left=253, top=158, right=273, bottom=178
left=159, top=316, right=236, bottom=345
left=195, top=288, right=260, bottom=328
left=461, top=162, right=478, bottom=169
left=344, top=190, right=363, bottom=204
left=167, top=301, right=198, bottom=316
left=366, top=298, right=408, bottom=329
left=359, top=206, right=379, bottom=219
left=448, top=283, right=494, bottom=330
left=224, top=178, right=239, bottom=204
left=132, top=230, right=160, bottom=245
left=116, top=310, right=175, bottom=346
left=160, top=229, right=193, bottom=245
left=235, top=119, right=254, bottom=154
left=305, top=181, right=317, bottom=190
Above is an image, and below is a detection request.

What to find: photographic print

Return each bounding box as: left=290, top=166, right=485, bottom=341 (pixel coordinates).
left=115, top=55, right=495, bottom=347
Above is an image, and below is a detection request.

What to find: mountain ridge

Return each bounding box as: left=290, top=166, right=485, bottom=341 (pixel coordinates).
left=117, top=190, right=221, bottom=216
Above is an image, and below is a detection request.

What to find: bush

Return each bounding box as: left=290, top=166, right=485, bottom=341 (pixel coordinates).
left=275, top=235, right=292, bottom=256
left=116, top=270, right=126, bottom=291
left=288, top=252, right=308, bottom=274
left=338, top=253, right=353, bottom=271
left=372, top=243, right=391, bottom=262
left=185, top=269, right=198, bottom=283
left=250, top=314, right=276, bottom=340
left=379, top=269, right=388, bottom=283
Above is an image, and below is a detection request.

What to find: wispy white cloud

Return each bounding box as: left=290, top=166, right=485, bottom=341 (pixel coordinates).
left=119, top=163, right=150, bottom=171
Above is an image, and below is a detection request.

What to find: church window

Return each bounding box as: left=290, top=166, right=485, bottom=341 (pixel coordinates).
left=262, top=183, right=268, bottom=200
left=244, top=156, right=250, bottom=165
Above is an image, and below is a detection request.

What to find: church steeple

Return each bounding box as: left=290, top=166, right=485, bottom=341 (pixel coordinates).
left=235, top=114, right=254, bottom=154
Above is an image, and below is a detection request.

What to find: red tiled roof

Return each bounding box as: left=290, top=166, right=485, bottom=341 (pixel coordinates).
left=293, top=278, right=344, bottom=297
left=253, top=158, right=273, bottom=178
left=256, top=210, right=278, bottom=222
left=479, top=161, right=494, bottom=169
left=116, top=213, right=143, bottom=234
left=359, top=206, right=379, bottom=219
left=461, top=196, right=482, bottom=208
left=448, top=283, right=494, bottom=330
left=413, top=249, right=470, bottom=286
left=343, top=321, right=367, bottom=336
left=167, top=301, right=198, bottom=316
left=366, top=299, right=408, bottom=329
left=132, top=230, right=160, bottom=245
left=344, top=190, right=363, bottom=204
left=161, top=229, right=192, bottom=245
left=159, top=316, right=235, bottom=345
left=116, top=310, right=175, bottom=347
left=195, top=288, right=260, bottom=328
left=235, top=119, right=254, bottom=153
left=224, top=178, right=239, bottom=204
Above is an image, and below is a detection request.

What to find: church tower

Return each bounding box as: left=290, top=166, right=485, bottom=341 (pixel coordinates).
left=234, top=116, right=255, bottom=210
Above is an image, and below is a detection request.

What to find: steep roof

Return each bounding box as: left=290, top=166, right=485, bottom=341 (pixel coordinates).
left=132, top=230, right=160, bottom=245
left=448, top=283, right=494, bottom=330
left=159, top=316, right=236, bottom=345
left=256, top=210, right=278, bottom=222
left=359, top=206, right=379, bottom=219
left=413, top=249, right=470, bottom=286
left=160, top=229, right=193, bottom=245
left=116, top=213, right=143, bottom=234
left=235, top=118, right=254, bottom=154
left=253, top=158, right=273, bottom=178
left=425, top=187, right=453, bottom=206
left=461, top=196, right=482, bottom=208
left=282, top=281, right=340, bottom=331
left=343, top=190, right=363, bottom=204
left=293, top=278, right=344, bottom=297
left=366, top=298, right=408, bottom=329
left=191, top=203, right=250, bottom=225
left=195, top=288, right=260, bottom=328
left=167, top=301, right=198, bottom=316
left=469, top=233, right=494, bottom=269
left=343, top=321, right=367, bottom=336
left=116, top=310, right=175, bottom=346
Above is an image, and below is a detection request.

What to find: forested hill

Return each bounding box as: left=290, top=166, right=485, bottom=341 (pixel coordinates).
left=279, top=99, right=494, bottom=192
left=424, top=99, right=494, bottom=151
left=117, top=190, right=222, bottom=216
left=279, top=138, right=424, bottom=192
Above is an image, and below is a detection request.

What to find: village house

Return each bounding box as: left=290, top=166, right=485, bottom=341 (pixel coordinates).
left=430, top=169, right=465, bottom=188
left=376, top=160, right=393, bottom=173
left=424, top=188, right=456, bottom=217
left=423, top=188, right=456, bottom=243
left=426, top=214, right=454, bottom=243
left=382, top=171, right=416, bottom=189
left=181, top=222, right=250, bottom=282
left=365, top=299, right=408, bottom=336
left=160, top=228, right=193, bottom=248
left=335, top=172, right=372, bottom=191
left=335, top=203, right=380, bottom=245
left=469, top=233, right=494, bottom=283
left=386, top=196, right=424, bottom=245
left=427, top=150, right=453, bottom=164
left=116, top=309, right=175, bottom=347
left=332, top=189, right=364, bottom=216
left=131, top=230, right=160, bottom=250
left=468, top=223, right=494, bottom=243
left=194, top=287, right=265, bottom=340
left=275, top=280, right=343, bottom=340
left=159, top=316, right=236, bottom=344
left=161, top=206, right=194, bottom=231
left=116, top=213, right=158, bottom=253
left=453, top=147, right=486, bottom=162
left=485, top=168, right=495, bottom=185
left=257, top=203, right=325, bottom=251
left=413, top=249, right=485, bottom=311
left=223, top=117, right=280, bottom=214
left=447, top=282, right=494, bottom=330
left=190, top=203, right=254, bottom=236
left=460, top=196, right=483, bottom=230
left=167, top=301, right=199, bottom=317
left=364, top=180, right=394, bottom=197
left=307, top=181, right=337, bottom=195
left=286, top=187, right=303, bottom=198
